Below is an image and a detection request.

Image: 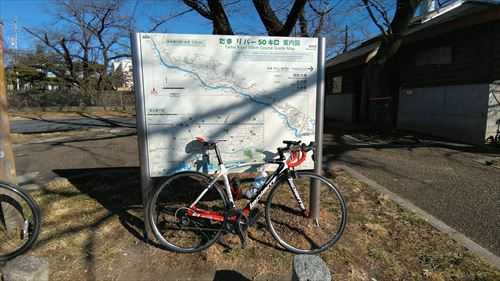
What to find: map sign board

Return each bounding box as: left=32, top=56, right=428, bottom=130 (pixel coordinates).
left=132, top=33, right=322, bottom=177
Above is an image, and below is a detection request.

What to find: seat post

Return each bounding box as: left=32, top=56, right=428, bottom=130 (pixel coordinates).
left=214, top=144, right=224, bottom=165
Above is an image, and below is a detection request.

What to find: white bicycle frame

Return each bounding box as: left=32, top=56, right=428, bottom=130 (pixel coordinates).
left=189, top=159, right=306, bottom=212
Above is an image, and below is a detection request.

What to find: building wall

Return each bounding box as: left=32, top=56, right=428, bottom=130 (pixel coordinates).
left=493, top=22, right=500, bottom=80
left=325, top=94, right=353, bottom=122
left=486, top=81, right=500, bottom=140
left=399, top=22, right=496, bottom=88
left=324, top=65, right=362, bottom=122
left=398, top=84, right=490, bottom=144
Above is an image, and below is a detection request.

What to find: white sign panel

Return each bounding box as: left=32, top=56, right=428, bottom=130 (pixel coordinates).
left=133, top=33, right=318, bottom=177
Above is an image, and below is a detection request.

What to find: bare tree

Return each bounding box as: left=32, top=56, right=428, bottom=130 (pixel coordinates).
left=150, top=0, right=353, bottom=56
left=362, top=0, right=420, bottom=63
left=151, top=0, right=309, bottom=36
left=24, top=0, right=131, bottom=105
left=359, top=0, right=423, bottom=122
left=296, top=0, right=335, bottom=37
left=182, top=0, right=235, bottom=34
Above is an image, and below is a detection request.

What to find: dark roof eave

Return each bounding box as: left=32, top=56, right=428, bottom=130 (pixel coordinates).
left=327, top=0, right=500, bottom=69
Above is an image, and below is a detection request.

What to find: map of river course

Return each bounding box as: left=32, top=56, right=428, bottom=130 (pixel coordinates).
left=135, top=33, right=318, bottom=177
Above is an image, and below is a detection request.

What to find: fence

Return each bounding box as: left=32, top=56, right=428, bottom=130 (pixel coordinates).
left=7, top=90, right=135, bottom=111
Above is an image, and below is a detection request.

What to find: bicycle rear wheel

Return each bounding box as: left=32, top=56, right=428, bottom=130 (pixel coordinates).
left=147, top=172, right=228, bottom=253
left=265, top=171, right=347, bottom=254
left=0, top=181, right=42, bottom=261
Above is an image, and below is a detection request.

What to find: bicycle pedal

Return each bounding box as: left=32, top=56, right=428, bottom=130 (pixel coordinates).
left=238, top=232, right=247, bottom=249
left=236, top=222, right=248, bottom=249
left=233, top=211, right=248, bottom=248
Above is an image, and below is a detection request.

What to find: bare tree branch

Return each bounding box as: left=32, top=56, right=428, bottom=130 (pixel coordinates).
left=308, top=0, right=334, bottom=37
left=370, top=0, right=391, bottom=30
left=298, top=11, right=309, bottom=37
left=183, top=0, right=213, bottom=19
left=149, top=8, right=194, bottom=32
left=362, top=0, right=388, bottom=36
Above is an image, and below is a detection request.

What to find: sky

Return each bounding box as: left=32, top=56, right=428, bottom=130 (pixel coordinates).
left=0, top=0, right=393, bottom=53
left=0, top=0, right=220, bottom=50
left=0, top=0, right=296, bottom=50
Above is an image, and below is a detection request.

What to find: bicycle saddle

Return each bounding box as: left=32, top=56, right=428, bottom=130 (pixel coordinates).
left=283, top=140, right=301, bottom=146
left=195, top=136, right=227, bottom=146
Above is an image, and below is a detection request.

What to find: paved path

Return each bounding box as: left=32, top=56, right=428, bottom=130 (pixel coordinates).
left=10, top=116, right=135, bottom=134
left=324, top=129, right=500, bottom=256
left=14, top=128, right=138, bottom=183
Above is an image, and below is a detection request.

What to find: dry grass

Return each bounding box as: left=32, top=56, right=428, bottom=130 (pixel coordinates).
left=20, top=168, right=500, bottom=281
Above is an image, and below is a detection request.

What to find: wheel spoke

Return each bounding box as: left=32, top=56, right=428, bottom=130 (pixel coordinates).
left=266, top=172, right=347, bottom=254
left=0, top=183, right=41, bottom=261
left=148, top=172, right=227, bottom=253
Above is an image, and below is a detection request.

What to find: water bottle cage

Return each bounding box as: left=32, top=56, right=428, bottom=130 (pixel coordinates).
left=230, top=178, right=241, bottom=200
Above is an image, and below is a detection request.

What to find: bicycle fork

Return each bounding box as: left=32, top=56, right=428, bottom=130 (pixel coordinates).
left=287, top=176, right=308, bottom=216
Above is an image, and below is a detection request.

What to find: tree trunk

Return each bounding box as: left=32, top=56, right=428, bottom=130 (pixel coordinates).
left=360, top=0, right=422, bottom=124
left=208, top=0, right=234, bottom=35
left=361, top=62, right=385, bottom=123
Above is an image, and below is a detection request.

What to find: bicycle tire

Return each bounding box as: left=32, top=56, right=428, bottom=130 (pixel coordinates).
left=0, top=181, right=42, bottom=261
left=147, top=171, right=229, bottom=253
left=265, top=171, right=347, bottom=254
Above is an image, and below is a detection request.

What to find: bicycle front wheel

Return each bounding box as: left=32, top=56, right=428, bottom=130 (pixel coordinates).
left=147, top=172, right=228, bottom=253
left=266, top=171, right=347, bottom=254
left=0, top=181, right=42, bottom=261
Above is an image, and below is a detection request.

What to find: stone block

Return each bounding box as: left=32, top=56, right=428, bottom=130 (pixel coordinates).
left=2, top=255, right=48, bottom=281
left=292, top=254, right=331, bottom=281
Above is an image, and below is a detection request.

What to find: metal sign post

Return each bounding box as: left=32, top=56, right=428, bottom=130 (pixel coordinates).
left=310, top=37, right=326, bottom=221
left=131, top=33, right=153, bottom=238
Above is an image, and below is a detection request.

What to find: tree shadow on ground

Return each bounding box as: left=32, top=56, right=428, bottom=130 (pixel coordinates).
left=53, top=167, right=147, bottom=241
left=323, top=121, right=500, bottom=159
left=14, top=112, right=135, bottom=134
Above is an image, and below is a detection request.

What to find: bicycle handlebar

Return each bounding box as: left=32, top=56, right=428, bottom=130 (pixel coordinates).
left=277, top=140, right=315, bottom=160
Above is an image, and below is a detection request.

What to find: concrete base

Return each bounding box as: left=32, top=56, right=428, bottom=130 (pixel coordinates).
left=1, top=256, right=49, bottom=281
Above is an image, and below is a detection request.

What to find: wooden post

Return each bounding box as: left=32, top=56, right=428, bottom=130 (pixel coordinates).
left=0, top=22, right=16, bottom=181
left=0, top=22, right=16, bottom=179
left=0, top=22, right=20, bottom=235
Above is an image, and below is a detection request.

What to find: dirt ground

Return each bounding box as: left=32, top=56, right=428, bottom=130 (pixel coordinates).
left=16, top=167, right=500, bottom=281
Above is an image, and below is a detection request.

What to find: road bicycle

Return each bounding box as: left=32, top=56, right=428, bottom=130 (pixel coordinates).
left=147, top=138, right=347, bottom=254
left=0, top=181, right=41, bottom=261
